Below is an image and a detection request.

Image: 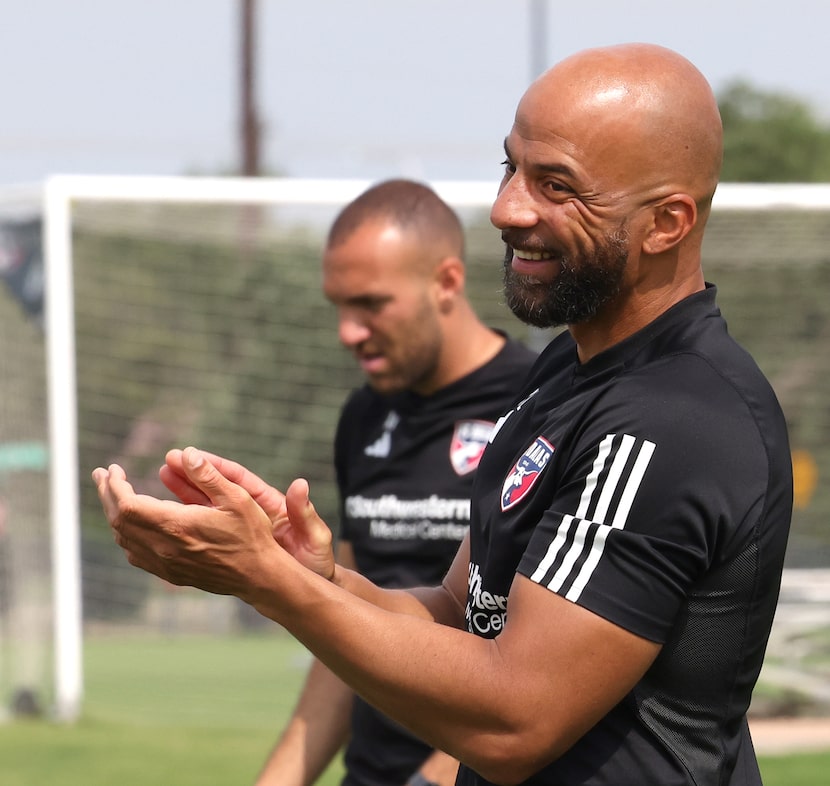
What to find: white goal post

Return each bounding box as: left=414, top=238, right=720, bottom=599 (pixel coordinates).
left=42, top=174, right=511, bottom=723
left=3, top=175, right=829, bottom=723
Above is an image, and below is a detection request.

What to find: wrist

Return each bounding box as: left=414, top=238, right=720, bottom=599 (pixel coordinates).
left=406, top=774, right=440, bottom=786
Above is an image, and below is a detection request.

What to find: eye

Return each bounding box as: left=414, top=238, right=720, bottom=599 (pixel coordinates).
left=501, top=158, right=516, bottom=176
left=354, top=295, right=391, bottom=315
left=542, top=179, right=574, bottom=199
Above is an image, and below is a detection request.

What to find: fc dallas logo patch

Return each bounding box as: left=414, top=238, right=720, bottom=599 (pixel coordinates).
left=501, top=436, right=555, bottom=511
left=450, top=419, right=495, bottom=476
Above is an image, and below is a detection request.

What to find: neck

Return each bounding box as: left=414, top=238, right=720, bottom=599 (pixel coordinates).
left=436, top=318, right=506, bottom=390
left=570, top=271, right=705, bottom=363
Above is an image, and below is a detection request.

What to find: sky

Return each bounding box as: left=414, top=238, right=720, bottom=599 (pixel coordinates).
left=2, top=0, right=829, bottom=187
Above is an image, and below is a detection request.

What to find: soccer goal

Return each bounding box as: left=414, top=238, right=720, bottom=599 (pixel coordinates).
left=1, top=176, right=829, bottom=723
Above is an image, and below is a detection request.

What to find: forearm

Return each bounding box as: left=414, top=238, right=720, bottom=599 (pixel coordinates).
left=331, top=564, right=464, bottom=628
left=246, top=557, right=510, bottom=771
left=246, top=558, right=657, bottom=785
left=256, top=564, right=463, bottom=785
left=96, top=455, right=656, bottom=784
left=256, top=658, right=353, bottom=786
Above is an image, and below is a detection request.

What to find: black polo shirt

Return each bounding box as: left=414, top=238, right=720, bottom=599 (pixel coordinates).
left=459, top=286, right=792, bottom=786
left=336, top=336, right=537, bottom=786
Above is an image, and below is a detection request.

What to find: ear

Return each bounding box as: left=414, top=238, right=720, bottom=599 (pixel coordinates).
left=433, top=256, right=466, bottom=312
left=641, top=195, right=697, bottom=255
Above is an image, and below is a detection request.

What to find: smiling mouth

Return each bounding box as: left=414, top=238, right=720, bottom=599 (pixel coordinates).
left=513, top=248, right=554, bottom=261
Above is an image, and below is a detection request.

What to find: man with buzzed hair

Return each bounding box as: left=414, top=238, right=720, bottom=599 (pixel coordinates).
left=95, top=44, right=792, bottom=785
left=256, top=179, right=536, bottom=786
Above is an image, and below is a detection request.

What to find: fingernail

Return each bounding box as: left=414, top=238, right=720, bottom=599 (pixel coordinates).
left=186, top=447, right=204, bottom=469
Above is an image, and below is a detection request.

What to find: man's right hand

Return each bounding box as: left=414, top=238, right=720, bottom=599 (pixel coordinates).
left=161, top=449, right=335, bottom=580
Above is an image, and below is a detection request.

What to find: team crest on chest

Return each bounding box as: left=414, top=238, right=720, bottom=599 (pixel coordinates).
left=450, top=419, right=495, bottom=476
left=501, top=436, right=555, bottom=511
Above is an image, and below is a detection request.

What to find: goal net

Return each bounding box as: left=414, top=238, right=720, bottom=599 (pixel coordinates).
left=1, top=176, right=829, bottom=722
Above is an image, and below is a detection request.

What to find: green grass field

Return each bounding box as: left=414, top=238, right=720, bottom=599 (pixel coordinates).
left=0, top=632, right=826, bottom=785
left=0, top=633, right=344, bottom=786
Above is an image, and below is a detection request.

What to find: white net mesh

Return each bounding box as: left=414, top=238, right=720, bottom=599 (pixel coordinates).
left=0, top=193, right=51, bottom=719
left=1, top=178, right=829, bottom=719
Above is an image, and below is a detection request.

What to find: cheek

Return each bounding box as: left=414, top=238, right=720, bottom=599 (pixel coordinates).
left=562, top=201, right=628, bottom=257
left=372, top=308, right=416, bottom=347
left=556, top=209, right=605, bottom=255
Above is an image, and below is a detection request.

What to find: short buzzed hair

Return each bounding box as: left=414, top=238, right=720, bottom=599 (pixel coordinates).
left=327, top=179, right=465, bottom=258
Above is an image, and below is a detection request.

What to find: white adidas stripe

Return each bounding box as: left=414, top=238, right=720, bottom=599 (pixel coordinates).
left=530, top=433, right=656, bottom=600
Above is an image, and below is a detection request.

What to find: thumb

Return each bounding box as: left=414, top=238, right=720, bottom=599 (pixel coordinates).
left=285, top=478, right=332, bottom=548
left=284, top=477, right=315, bottom=525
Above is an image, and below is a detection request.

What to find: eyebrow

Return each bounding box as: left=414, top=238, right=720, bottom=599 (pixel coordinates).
left=503, top=137, right=578, bottom=179
left=340, top=293, right=394, bottom=309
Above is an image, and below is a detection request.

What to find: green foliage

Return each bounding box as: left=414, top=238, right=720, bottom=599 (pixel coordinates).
left=701, top=210, right=830, bottom=561
left=73, top=223, right=366, bottom=618
left=70, top=205, right=830, bottom=627
left=71, top=212, right=521, bottom=577
left=719, top=80, right=830, bottom=182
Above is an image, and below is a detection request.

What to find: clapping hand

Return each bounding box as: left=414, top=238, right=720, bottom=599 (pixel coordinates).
left=92, top=447, right=336, bottom=601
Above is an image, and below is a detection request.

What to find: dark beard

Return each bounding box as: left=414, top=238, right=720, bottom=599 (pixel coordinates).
left=502, top=227, right=629, bottom=328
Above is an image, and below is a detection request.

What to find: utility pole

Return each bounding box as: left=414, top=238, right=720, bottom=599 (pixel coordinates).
left=528, top=0, right=552, bottom=352
left=529, top=0, right=549, bottom=79
left=240, top=0, right=260, bottom=176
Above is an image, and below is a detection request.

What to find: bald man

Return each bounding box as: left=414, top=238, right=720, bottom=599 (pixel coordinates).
left=95, top=45, right=792, bottom=786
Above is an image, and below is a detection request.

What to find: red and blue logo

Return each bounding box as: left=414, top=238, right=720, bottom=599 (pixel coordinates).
left=501, top=436, right=555, bottom=511
left=450, top=419, right=496, bottom=476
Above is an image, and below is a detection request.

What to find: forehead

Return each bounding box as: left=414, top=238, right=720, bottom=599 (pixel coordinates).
left=322, top=221, right=425, bottom=299
left=508, top=82, right=646, bottom=197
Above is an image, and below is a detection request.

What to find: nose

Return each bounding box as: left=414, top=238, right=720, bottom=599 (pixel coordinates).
left=338, top=310, right=371, bottom=348
left=490, top=174, right=539, bottom=230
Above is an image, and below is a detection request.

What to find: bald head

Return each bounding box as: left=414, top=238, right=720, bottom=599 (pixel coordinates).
left=519, top=43, right=723, bottom=218
left=493, top=44, right=722, bottom=347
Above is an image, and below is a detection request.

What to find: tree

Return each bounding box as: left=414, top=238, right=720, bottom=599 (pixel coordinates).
left=718, top=80, right=830, bottom=182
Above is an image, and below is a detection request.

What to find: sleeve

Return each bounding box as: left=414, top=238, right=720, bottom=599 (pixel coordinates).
left=517, top=363, right=769, bottom=643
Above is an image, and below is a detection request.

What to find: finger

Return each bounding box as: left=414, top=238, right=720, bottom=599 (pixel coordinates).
left=161, top=449, right=198, bottom=497
left=168, top=447, right=235, bottom=478
left=92, top=465, right=158, bottom=562
left=180, top=446, right=257, bottom=511
left=206, top=456, right=263, bottom=496
left=169, top=447, right=287, bottom=518
left=92, top=464, right=131, bottom=522
left=160, top=462, right=211, bottom=506
left=285, top=478, right=330, bottom=546
left=284, top=477, right=311, bottom=514
left=91, top=466, right=114, bottom=517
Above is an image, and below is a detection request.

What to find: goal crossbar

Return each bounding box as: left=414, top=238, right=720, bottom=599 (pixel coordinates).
left=38, top=175, right=830, bottom=722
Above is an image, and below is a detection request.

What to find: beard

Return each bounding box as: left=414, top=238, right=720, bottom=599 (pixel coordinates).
left=502, top=225, right=630, bottom=328
left=363, top=292, right=444, bottom=396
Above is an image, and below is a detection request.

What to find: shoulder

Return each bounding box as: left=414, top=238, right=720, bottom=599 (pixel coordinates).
left=490, top=333, right=540, bottom=375
left=336, top=385, right=391, bottom=438
left=471, top=335, right=542, bottom=398
left=588, top=347, right=786, bottom=480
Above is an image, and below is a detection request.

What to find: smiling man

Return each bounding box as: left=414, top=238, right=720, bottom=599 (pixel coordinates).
left=95, top=44, right=792, bottom=786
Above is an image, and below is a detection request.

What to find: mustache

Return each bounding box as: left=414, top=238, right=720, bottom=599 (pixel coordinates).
left=500, top=230, right=552, bottom=256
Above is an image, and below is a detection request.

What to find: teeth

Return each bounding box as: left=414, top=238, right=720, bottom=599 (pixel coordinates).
left=516, top=250, right=552, bottom=261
